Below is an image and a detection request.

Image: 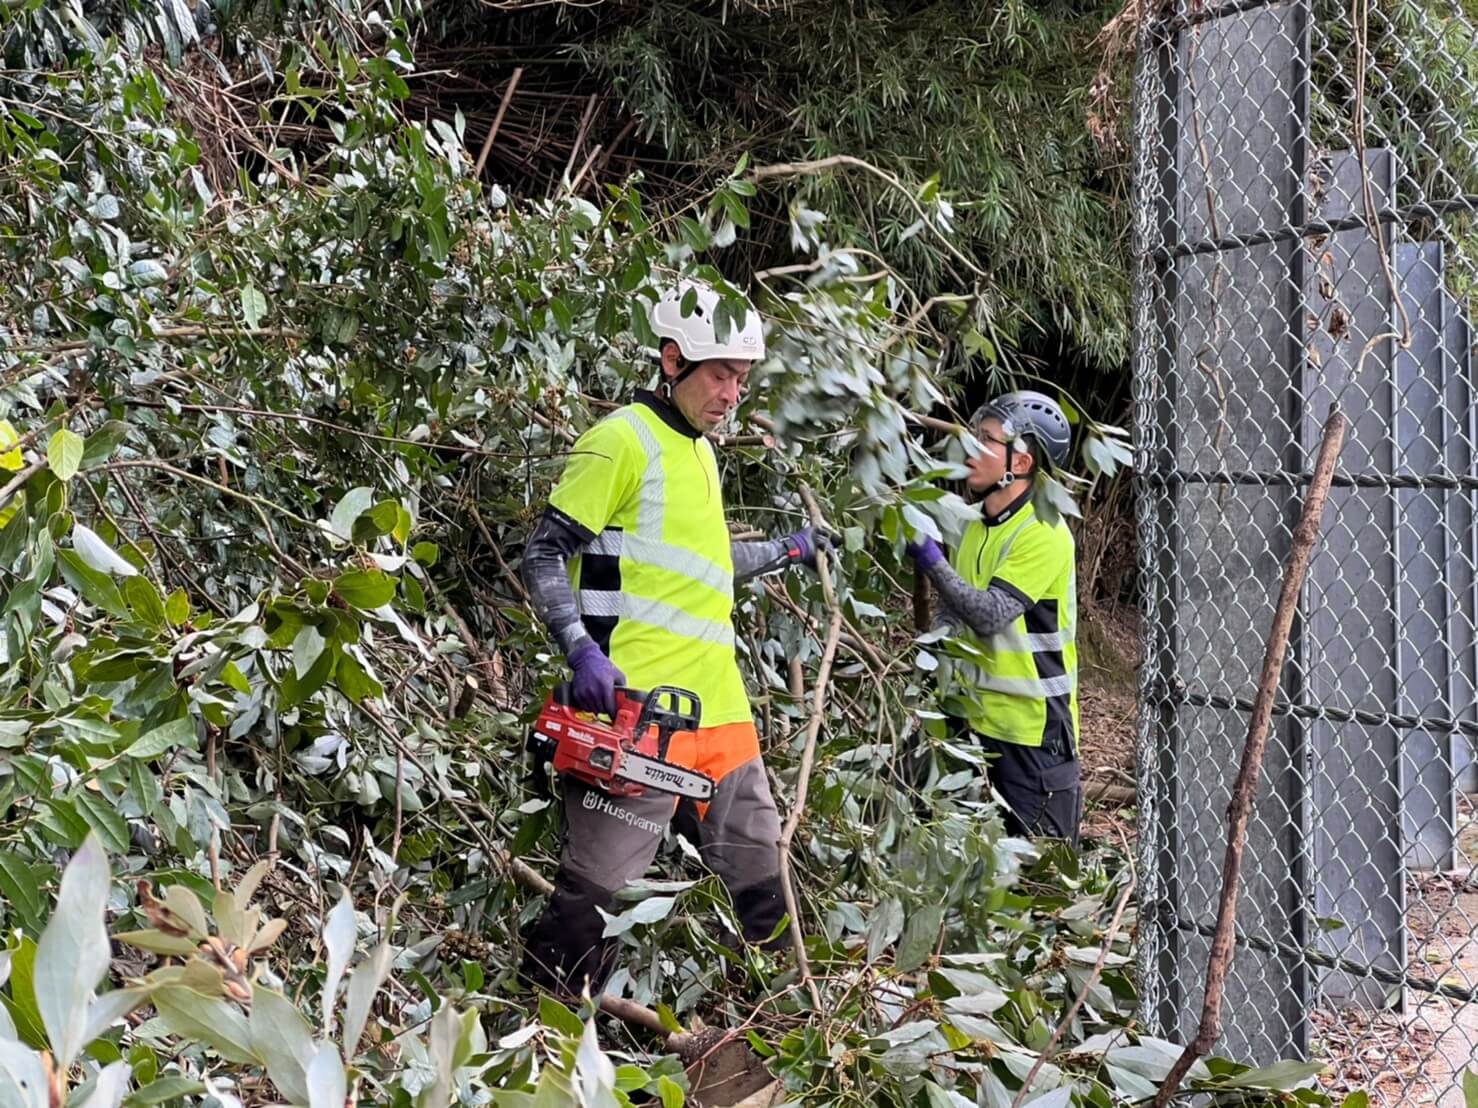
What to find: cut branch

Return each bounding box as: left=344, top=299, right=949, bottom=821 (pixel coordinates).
left=1153, top=407, right=1346, bottom=1105
left=776, top=485, right=841, bottom=1010
left=1010, top=872, right=1136, bottom=1108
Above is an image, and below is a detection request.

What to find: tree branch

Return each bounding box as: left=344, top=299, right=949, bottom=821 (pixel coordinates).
left=776, top=485, right=842, bottom=1010
left=747, top=155, right=985, bottom=280
left=1153, top=407, right=1346, bottom=1105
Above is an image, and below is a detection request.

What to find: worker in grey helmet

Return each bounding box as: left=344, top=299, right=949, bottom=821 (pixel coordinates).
left=904, top=391, right=1083, bottom=845
left=517, top=278, right=831, bottom=999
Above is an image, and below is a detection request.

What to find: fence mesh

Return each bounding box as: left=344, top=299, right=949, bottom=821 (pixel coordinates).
left=1131, top=0, right=1478, bottom=1100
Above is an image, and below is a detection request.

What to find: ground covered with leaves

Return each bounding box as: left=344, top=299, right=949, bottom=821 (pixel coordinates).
left=0, top=2, right=1341, bottom=1105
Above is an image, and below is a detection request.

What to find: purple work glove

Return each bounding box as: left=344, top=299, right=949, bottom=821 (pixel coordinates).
left=905, top=536, right=945, bottom=571
left=567, top=639, right=626, bottom=717
left=785, top=526, right=834, bottom=569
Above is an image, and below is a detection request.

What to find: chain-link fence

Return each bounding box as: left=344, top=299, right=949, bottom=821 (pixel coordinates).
left=1132, top=0, right=1478, bottom=1100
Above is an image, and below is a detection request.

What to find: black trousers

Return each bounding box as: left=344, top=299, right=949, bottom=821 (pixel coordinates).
left=951, top=720, right=1082, bottom=847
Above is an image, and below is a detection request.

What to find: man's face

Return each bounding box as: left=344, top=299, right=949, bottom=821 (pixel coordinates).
left=964, top=416, right=1031, bottom=492
left=665, top=353, right=753, bottom=431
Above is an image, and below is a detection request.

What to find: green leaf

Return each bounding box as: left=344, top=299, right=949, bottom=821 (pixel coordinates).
left=3, top=938, right=48, bottom=1048
left=894, top=904, right=944, bottom=973
left=656, top=1075, right=684, bottom=1108
left=0, top=1038, right=48, bottom=1108
left=58, top=551, right=128, bottom=618
left=1465, top=1071, right=1478, bottom=1108
left=306, top=1042, right=347, bottom=1108
left=0, top=855, right=46, bottom=933
left=123, top=576, right=166, bottom=627
left=127, top=759, right=162, bottom=818
left=342, top=935, right=395, bottom=1057
left=334, top=569, right=395, bottom=610
left=126, top=716, right=196, bottom=760
left=80, top=422, right=130, bottom=467
left=164, top=589, right=190, bottom=626
left=114, top=929, right=199, bottom=957
left=537, top=994, right=584, bottom=1039
left=293, top=624, right=327, bottom=678
left=153, top=986, right=258, bottom=1064
left=328, top=486, right=374, bottom=542
left=221, top=661, right=251, bottom=696
left=34, top=833, right=111, bottom=1067
left=280, top=643, right=337, bottom=708
left=72, top=790, right=130, bottom=854
left=365, top=500, right=400, bottom=538
left=1220, top=1059, right=1326, bottom=1090
left=412, top=541, right=439, bottom=566
left=321, top=892, right=355, bottom=1035
left=121, top=1077, right=208, bottom=1106
left=250, top=988, right=314, bottom=1104
left=163, top=886, right=209, bottom=939
left=0, top=419, right=21, bottom=471
left=48, top=429, right=84, bottom=482
left=864, top=898, right=902, bottom=966
left=240, top=284, right=267, bottom=329
left=463, top=961, right=485, bottom=993
left=335, top=653, right=382, bottom=702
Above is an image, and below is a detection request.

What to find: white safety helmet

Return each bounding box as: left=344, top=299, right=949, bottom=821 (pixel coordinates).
left=648, top=279, right=765, bottom=364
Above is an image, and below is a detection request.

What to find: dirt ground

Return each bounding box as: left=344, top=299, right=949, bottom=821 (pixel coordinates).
left=1075, top=600, right=1139, bottom=844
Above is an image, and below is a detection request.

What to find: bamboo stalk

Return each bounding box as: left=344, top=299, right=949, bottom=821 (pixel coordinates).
left=472, top=68, right=524, bottom=181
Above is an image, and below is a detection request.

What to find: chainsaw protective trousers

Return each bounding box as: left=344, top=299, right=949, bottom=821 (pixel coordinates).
left=519, top=756, right=786, bottom=999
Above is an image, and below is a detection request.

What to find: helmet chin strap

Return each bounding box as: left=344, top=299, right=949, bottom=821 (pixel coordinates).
left=661, top=349, right=700, bottom=401
left=993, top=440, right=1017, bottom=490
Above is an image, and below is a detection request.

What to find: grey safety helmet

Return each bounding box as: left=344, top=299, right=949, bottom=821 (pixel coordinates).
left=972, top=390, right=1073, bottom=475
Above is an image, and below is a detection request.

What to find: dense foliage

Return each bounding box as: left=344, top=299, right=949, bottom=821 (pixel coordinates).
left=0, top=1, right=1335, bottom=1105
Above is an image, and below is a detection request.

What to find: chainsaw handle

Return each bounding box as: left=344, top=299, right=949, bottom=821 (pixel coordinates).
left=549, top=682, right=649, bottom=719
left=548, top=684, right=700, bottom=738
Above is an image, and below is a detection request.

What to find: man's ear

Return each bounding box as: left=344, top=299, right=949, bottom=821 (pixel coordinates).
left=659, top=341, right=681, bottom=381
left=1013, top=447, right=1037, bottom=477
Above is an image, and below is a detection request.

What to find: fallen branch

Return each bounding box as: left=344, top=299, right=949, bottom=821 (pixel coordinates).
left=1085, top=781, right=1135, bottom=807
left=776, top=485, right=842, bottom=1011
left=1010, top=870, right=1136, bottom=1107
left=1153, top=407, right=1346, bottom=1106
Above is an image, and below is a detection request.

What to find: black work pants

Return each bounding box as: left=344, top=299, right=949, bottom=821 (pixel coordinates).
left=951, top=720, right=1082, bottom=847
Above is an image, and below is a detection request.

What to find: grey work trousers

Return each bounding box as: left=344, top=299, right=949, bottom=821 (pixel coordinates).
left=520, top=756, right=786, bottom=998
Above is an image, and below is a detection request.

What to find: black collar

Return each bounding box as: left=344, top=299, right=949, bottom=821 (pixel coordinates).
left=635, top=389, right=701, bottom=439
left=981, top=487, right=1032, bottom=527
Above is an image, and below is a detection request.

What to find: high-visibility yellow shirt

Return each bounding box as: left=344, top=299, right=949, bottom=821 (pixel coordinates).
left=940, top=499, right=1079, bottom=751
left=549, top=397, right=752, bottom=731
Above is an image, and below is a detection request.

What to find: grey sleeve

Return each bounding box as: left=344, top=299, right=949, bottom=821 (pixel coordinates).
left=931, top=588, right=963, bottom=635
left=924, top=559, right=1030, bottom=638
left=521, top=508, right=596, bottom=657
left=732, top=538, right=792, bottom=585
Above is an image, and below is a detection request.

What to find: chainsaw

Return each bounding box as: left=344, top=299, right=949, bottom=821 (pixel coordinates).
left=528, top=685, right=714, bottom=801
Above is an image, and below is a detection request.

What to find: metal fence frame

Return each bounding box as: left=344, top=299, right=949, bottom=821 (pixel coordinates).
left=1132, top=0, right=1478, bottom=1099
